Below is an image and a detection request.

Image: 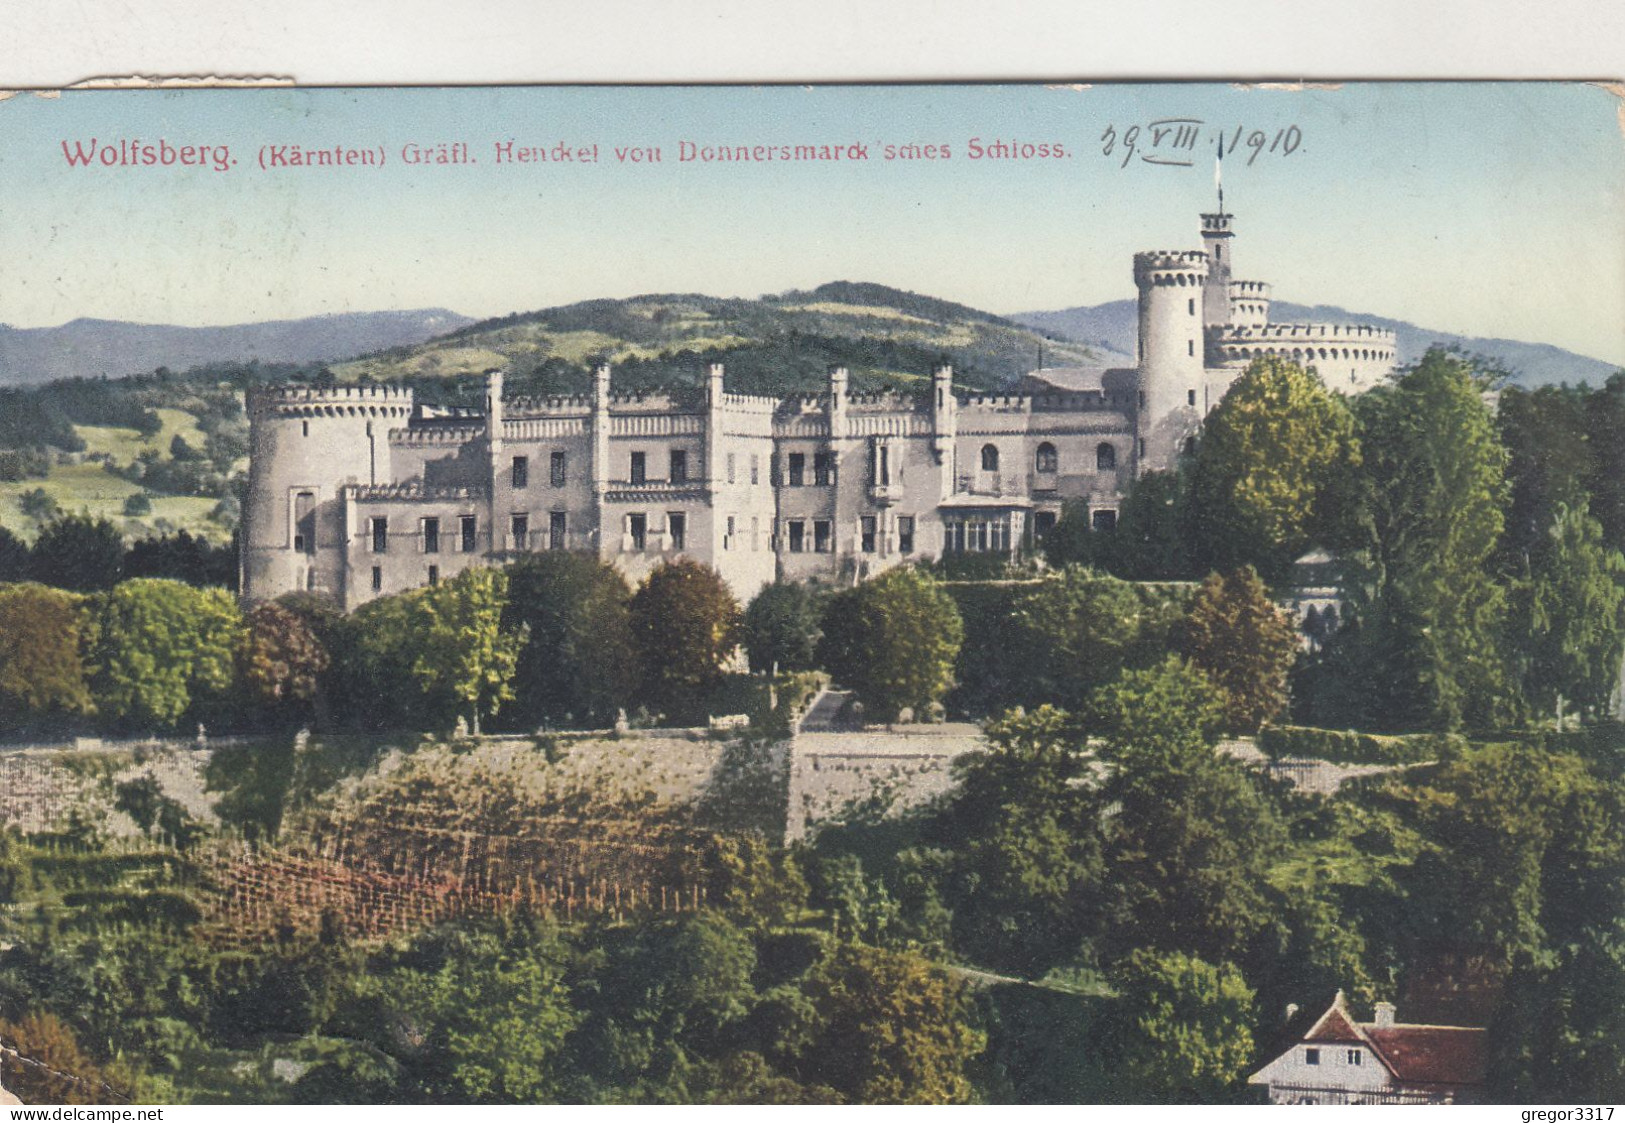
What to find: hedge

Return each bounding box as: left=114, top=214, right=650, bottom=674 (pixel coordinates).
left=1257, top=724, right=1464, bottom=765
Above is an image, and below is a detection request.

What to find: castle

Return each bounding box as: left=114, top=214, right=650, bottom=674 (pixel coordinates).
left=241, top=207, right=1397, bottom=609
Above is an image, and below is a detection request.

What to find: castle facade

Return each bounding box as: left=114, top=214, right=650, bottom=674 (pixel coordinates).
left=241, top=208, right=1397, bottom=609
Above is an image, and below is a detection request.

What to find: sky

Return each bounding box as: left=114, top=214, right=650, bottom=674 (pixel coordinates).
left=1, top=82, right=1622, bottom=365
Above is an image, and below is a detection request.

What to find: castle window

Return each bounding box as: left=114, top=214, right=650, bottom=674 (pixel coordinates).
left=727, top=453, right=736, bottom=485
left=421, top=517, right=441, bottom=554
left=1034, top=510, right=1057, bottom=539
left=788, top=520, right=805, bottom=553
left=294, top=490, right=316, bottom=554
left=861, top=516, right=876, bottom=554
left=1188, top=298, right=1195, bottom=315
left=980, top=444, right=999, bottom=472
left=670, top=450, right=688, bottom=484
left=751, top=516, right=760, bottom=551
left=814, top=520, right=832, bottom=554
left=750, top=454, right=760, bottom=486
left=725, top=515, right=735, bottom=548
left=1305, top=1049, right=1320, bottom=1067
left=511, top=514, right=529, bottom=550
left=629, top=513, right=647, bottom=551
left=371, top=566, right=382, bottom=592
left=788, top=453, right=805, bottom=487
left=461, top=515, right=478, bottom=553
left=550, top=511, right=566, bottom=550
left=1188, top=340, right=1195, bottom=357
left=370, top=517, right=388, bottom=554
left=898, top=517, right=915, bottom=554
left=511, top=455, right=529, bottom=489
left=551, top=451, right=567, bottom=486
left=1097, top=443, right=1117, bottom=471
left=302, top=420, right=310, bottom=437
left=877, top=444, right=890, bottom=486
left=813, top=451, right=833, bottom=486
left=1188, top=388, right=1197, bottom=406
left=1092, top=509, right=1117, bottom=532
left=631, top=452, right=647, bottom=485
left=668, top=512, right=687, bottom=551
left=427, top=565, right=439, bottom=586
left=1035, top=443, right=1058, bottom=474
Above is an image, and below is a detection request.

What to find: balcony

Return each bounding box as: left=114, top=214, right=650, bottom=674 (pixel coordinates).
left=869, top=481, right=905, bottom=505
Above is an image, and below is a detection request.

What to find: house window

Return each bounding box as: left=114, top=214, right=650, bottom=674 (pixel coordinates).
left=861, top=516, right=876, bottom=553
left=371, top=516, right=388, bottom=554
left=1305, top=1049, right=1320, bottom=1067
left=551, top=451, right=567, bottom=486
left=422, top=516, right=441, bottom=554
left=1096, top=442, right=1117, bottom=471
left=427, top=564, right=439, bottom=586
left=629, top=513, right=647, bottom=551
left=511, top=514, right=529, bottom=550
left=727, top=453, right=736, bottom=484
left=814, top=520, right=831, bottom=553
left=788, top=453, right=805, bottom=487
left=550, top=511, right=566, bottom=550
left=668, top=512, right=686, bottom=551
left=981, top=444, right=999, bottom=472
left=511, top=455, right=529, bottom=489
left=788, top=520, right=805, bottom=553
left=670, top=450, right=688, bottom=484
left=371, top=565, right=382, bottom=593
left=898, top=516, right=915, bottom=554
left=1035, top=443, right=1058, bottom=474
left=1347, top=1050, right=1362, bottom=1067
left=750, top=454, right=760, bottom=486
left=1092, top=509, right=1117, bottom=532
left=813, top=451, right=832, bottom=486
left=461, top=515, right=477, bottom=553
left=630, top=451, right=647, bottom=484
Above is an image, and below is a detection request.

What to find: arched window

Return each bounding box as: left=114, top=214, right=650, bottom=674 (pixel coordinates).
left=981, top=444, right=999, bottom=472
left=1096, top=442, right=1116, bottom=471
left=1035, top=442, right=1058, bottom=474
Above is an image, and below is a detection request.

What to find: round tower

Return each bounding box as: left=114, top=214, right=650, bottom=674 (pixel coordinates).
left=1133, top=249, right=1208, bottom=473
left=241, top=383, right=414, bottom=603
left=1228, top=279, right=1272, bottom=328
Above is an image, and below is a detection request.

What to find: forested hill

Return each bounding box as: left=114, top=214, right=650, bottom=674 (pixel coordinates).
left=1012, top=299, right=1621, bottom=388
left=331, top=282, right=1099, bottom=399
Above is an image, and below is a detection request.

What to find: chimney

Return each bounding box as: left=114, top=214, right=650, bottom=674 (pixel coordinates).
left=1373, top=1002, right=1397, bottom=1029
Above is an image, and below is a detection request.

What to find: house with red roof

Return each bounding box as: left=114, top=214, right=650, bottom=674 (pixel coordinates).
left=1248, top=991, right=1489, bottom=1104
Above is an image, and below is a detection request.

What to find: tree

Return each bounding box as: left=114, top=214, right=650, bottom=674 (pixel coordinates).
left=796, top=942, right=984, bottom=1104
left=0, top=525, right=31, bottom=582
left=816, top=567, right=963, bottom=723
left=1006, top=568, right=1183, bottom=712
left=934, top=708, right=1105, bottom=975
left=407, top=567, right=522, bottom=734
left=93, top=578, right=242, bottom=729
left=741, top=581, right=824, bottom=674
left=30, top=513, right=124, bottom=591
left=0, top=583, right=93, bottom=727
left=1583, top=371, right=1625, bottom=553
left=19, top=486, right=59, bottom=522
left=123, top=530, right=236, bottom=588
left=1094, top=657, right=1287, bottom=961
left=0, top=1011, right=133, bottom=1104
left=237, top=600, right=331, bottom=717
left=1510, top=501, right=1625, bottom=721
left=1496, top=383, right=1592, bottom=574
left=122, top=492, right=153, bottom=517
left=502, top=551, right=636, bottom=728
left=1098, top=470, right=1196, bottom=580
left=1337, top=349, right=1514, bottom=731
left=1185, top=355, right=1361, bottom=582
left=1179, top=566, right=1301, bottom=733
left=1106, top=950, right=1256, bottom=1103
left=629, top=560, right=742, bottom=722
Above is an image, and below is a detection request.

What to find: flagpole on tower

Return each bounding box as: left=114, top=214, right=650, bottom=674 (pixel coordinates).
left=1216, top=134, right=1225, bottom=214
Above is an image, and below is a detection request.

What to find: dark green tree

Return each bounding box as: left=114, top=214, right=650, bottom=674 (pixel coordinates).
left=0, top=525, right=29, bottom=582
left=629, top=560, right=742, bottom=723
left=1583, top=371, right=1625, bottom=553
left=1496, top=383, right=1592, bottom=574
left=1099, top=469, right=1196, bottom=580
left=1104, top=950, right=1256, bottom=1103
left=817, top=566, right=963, bottom=723
left=741, top=581, right=824, bottom=674
left=503, top=551, right=637, bottom=727
left=30, top=513, right=125, bottom=591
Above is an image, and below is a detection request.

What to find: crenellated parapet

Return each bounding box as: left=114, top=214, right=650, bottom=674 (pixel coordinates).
left=1133, top=250, right=1208, bottom=287
left=248, top=383, right=414, bottom=420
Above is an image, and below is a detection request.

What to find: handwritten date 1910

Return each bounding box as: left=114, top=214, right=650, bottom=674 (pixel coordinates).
left=1100, top=120, right=1302, bottom=169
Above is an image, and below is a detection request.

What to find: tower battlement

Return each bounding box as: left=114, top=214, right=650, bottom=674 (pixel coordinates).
left=248, top=383, right=414, bottom=418
left=1134, top=250, right=1209, bottom=285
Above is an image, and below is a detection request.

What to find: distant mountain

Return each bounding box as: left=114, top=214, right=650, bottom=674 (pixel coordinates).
left=1012, top=300, right=1621, bottom=388
left=0, top=309, right=478, bottom=386
left=332, top=281, right=1099, bottom=400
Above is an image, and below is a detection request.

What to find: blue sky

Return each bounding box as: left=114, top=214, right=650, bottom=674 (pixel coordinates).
left=1, top=83, right=1621, bottom=365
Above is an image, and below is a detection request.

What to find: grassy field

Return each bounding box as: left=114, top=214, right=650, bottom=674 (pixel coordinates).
left=75, top=407, right=207, bottom=461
